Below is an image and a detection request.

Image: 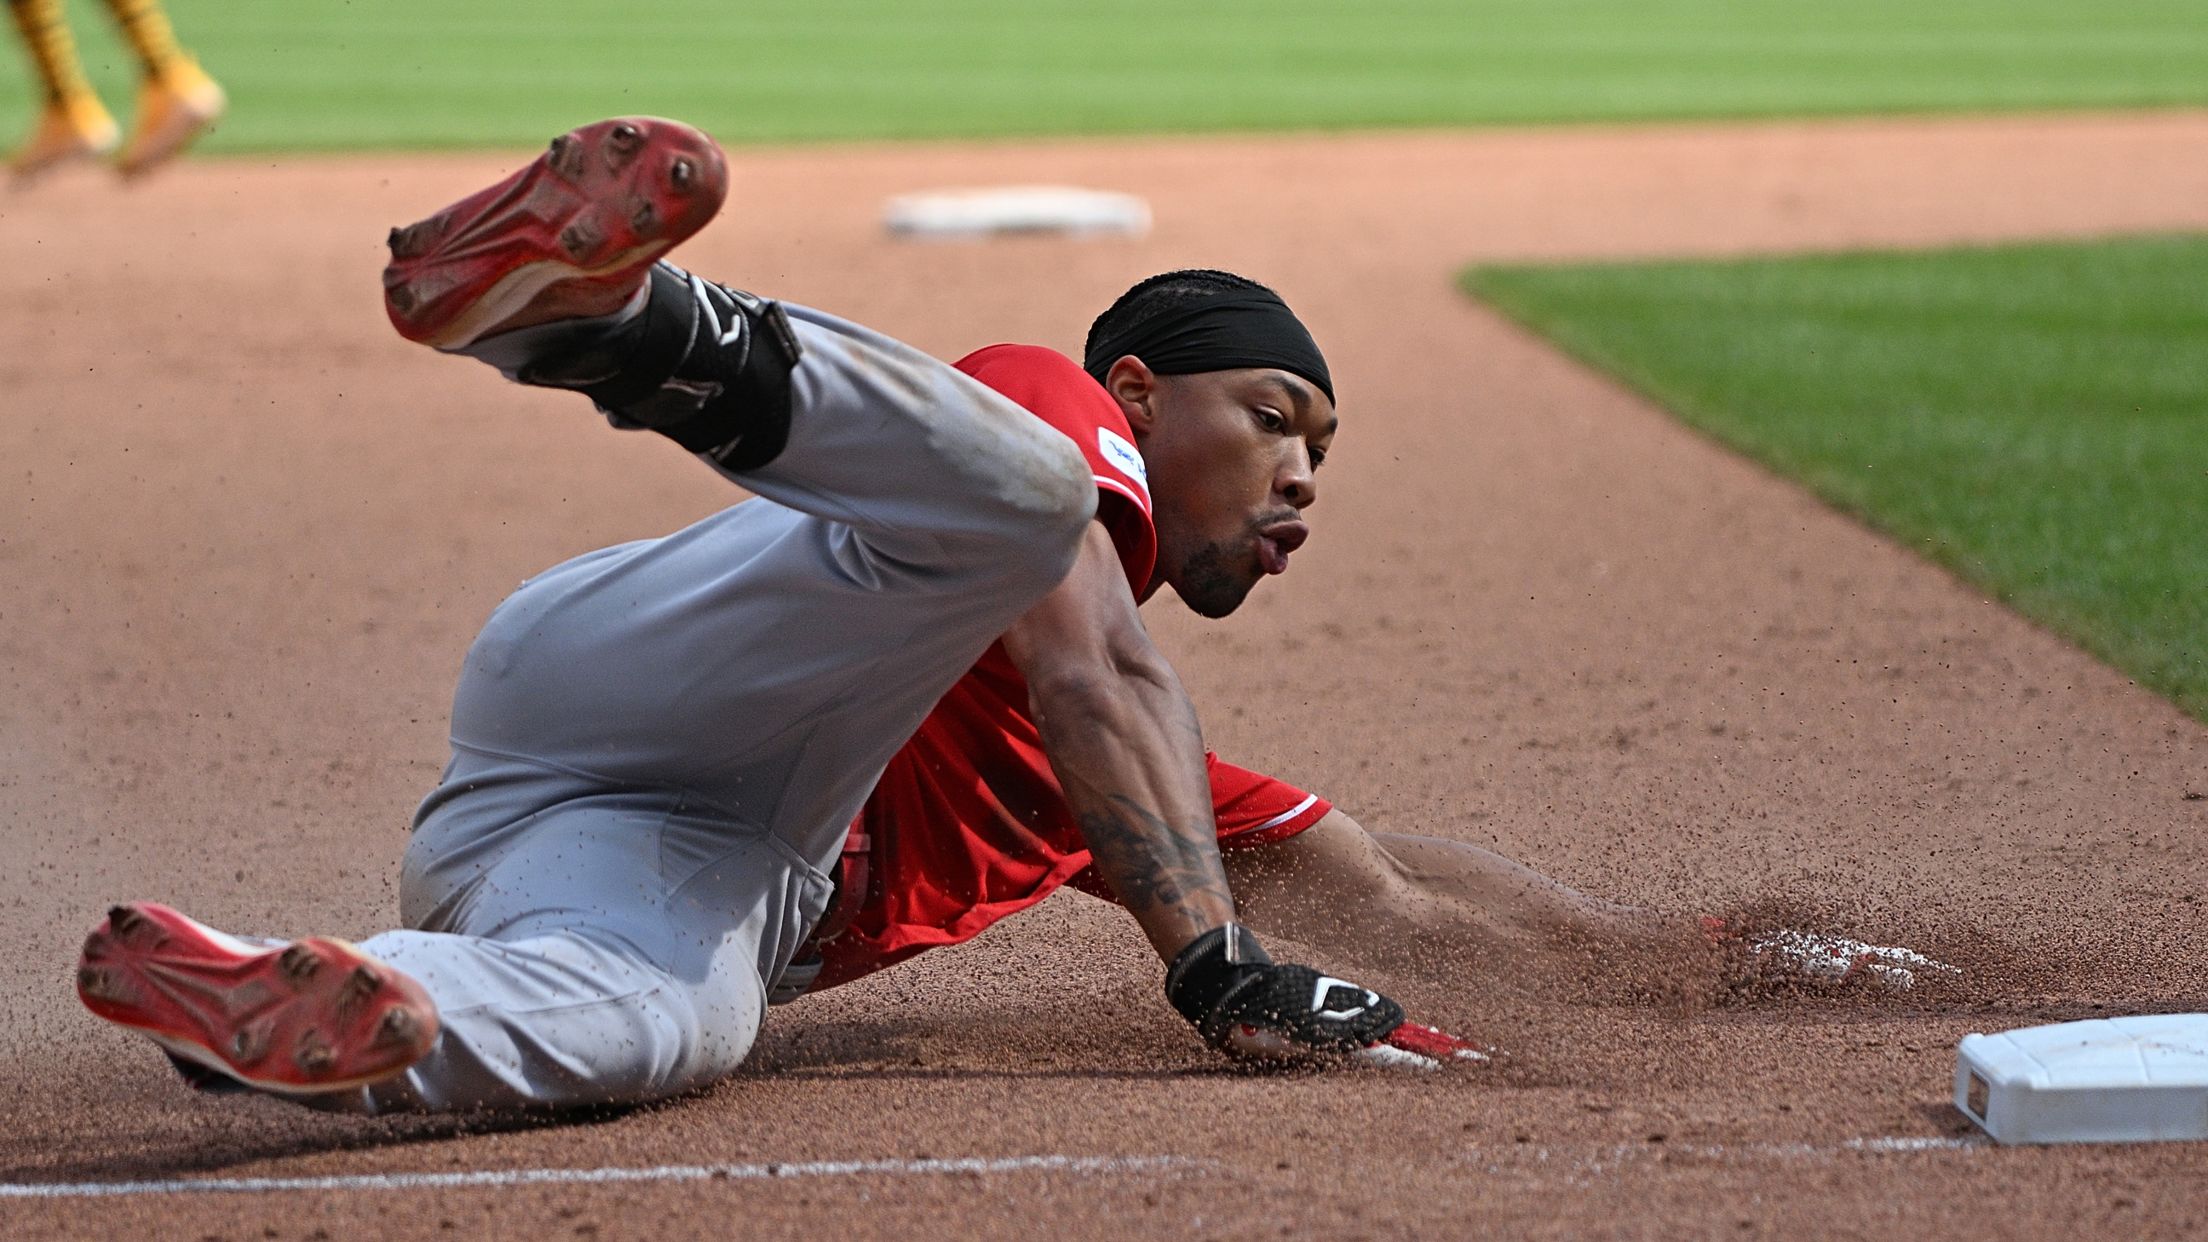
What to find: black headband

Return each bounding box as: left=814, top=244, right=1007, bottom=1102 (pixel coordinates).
left=1083, top=292, right=1334, bottom=405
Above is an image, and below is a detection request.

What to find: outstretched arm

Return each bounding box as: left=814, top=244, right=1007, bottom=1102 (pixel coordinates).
left=999, top=523, right=1236, bottom=961
left=1221, top=809, right=1689, bottom=994
left=1224, top=810, right=1955, bottom=994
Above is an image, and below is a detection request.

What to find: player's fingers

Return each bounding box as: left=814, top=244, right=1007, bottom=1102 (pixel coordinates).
left=1367, top=1021, right=1494, bottom=1070
left=1353, top=1042, right=1445, bottom=1071
left=1863, top=942, right=1962, bottom=974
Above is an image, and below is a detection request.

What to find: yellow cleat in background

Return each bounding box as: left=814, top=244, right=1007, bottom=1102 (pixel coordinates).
left=117, top=56, right=223, bottom=178
left=9, top=92, right=120, bottom=183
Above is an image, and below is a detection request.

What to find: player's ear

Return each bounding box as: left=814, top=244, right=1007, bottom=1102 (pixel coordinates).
left=1104, top=355, right=1159, bottom=436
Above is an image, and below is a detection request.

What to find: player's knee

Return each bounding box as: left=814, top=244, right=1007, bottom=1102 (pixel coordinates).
left=503, top=930, right=757, bottom=1104
left=1038, top=436, right=1100, bottom=530
left=660, top=967, right=763, bottom=1091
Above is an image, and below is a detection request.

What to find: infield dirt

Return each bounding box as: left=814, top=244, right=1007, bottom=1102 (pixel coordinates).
left=3, top=111, right=2206, bottom=1239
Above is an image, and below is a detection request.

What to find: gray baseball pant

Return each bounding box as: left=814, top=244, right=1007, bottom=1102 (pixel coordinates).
left=302, top=299, right=1092, bottom=1113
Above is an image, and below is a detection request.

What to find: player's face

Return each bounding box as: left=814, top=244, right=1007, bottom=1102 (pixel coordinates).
left=1134, top=366, right=1336, bottom=618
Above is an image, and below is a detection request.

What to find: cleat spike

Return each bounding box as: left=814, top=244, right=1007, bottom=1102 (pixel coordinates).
left=107, top=905, right=161, bottom=947
left=557, top=217, right=603, bottom=259
left=385, top=218, right=440, bottom=261
left=78, top=965, right=122, bottom=1001
left=374, top=1006, right=419, bottom=1048
left=278, top=943, right=322, bottom=982
left=295, top=1036, right=335, bottom=1074
left=339, top=963, right=382, bottom=1010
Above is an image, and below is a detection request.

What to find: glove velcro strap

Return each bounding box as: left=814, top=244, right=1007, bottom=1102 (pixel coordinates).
left=1164, top=924, right=1272, bottom=1029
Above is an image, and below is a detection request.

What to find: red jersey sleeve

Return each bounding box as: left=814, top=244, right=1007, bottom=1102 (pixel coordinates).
left=1207, top=754, right=1334, bottom=847
left=1059, top=754, right=1332, bottom=902
left=954, top=344, right=1157, bottom=591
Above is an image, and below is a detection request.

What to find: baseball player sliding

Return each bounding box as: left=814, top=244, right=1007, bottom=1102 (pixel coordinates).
left=75, top=117, right=1947, bottom=1111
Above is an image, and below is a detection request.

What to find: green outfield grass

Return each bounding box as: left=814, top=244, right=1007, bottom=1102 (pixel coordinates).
left=4, top=0, right=2206, bottom=151
left=1465, top=236, right=2208, bottom=722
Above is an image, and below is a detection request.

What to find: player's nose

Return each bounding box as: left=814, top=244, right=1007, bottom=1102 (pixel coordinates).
left=1277, top=444, right=1318, bottom=510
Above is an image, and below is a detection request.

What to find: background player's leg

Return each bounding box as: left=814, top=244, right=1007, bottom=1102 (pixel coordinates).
left=6, top=0, right=119, bottom=179
left=97, top=0, right=225, bottom=176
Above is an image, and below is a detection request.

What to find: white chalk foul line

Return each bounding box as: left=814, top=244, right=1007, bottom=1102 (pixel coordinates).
left=1460, top=1134, right=1990, bottom=1182
left=1644, top=1135, right=1989, bottom=1161
left=1842, top=1136, right=1985, bottom=1154
left=0, top=1153, right=1190, bottom=1201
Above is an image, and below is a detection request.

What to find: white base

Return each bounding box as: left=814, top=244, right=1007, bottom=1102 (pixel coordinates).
left=1956, top=1013, right=2208, bottom=1144
left=883, top=186, right=1152, bottom=240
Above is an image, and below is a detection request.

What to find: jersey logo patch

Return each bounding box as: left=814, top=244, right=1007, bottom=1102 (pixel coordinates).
left=1097, top=427, right=1149, bottom=495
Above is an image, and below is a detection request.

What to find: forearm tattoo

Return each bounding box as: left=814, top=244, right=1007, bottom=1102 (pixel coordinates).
left=1079, top=794, right=1234, bottom=929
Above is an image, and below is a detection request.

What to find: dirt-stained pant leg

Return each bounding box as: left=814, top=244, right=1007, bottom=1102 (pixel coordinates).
left=306, top=302, right=1092, bottom=1113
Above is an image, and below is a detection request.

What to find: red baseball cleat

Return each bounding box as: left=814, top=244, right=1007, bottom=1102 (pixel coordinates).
left=382, top=116, right=729, bottom=351
left=76, top=902, right=438, bottom=1095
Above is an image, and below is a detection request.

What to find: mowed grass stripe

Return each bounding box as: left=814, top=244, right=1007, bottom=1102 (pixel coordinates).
left=1464, top=236, right=2208, bottom=722
left=4, top=0, right=2206, bottom=151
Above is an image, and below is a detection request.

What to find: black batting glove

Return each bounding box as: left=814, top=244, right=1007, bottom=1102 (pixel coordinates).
left=1164, top=924, right=1407, bottom=1062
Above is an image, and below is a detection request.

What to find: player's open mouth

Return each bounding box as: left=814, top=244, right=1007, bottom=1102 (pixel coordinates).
left=1256, top=521, right=1309, bottom=576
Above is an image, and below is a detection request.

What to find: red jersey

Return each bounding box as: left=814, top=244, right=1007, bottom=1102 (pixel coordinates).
left=811, top=344, right=1330, bottom=991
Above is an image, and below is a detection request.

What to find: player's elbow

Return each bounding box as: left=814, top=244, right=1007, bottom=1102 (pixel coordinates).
left=1026, top=643, right=1183, bottom=733
left=1029, top=672, right=1146, bottom=745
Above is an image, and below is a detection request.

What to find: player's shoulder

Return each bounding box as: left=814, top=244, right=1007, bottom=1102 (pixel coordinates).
left=956, top=346, right=1158, bottom=599
left=953, top=342, right=1096, bottom=389
left=954, top=343, right=1132, bottom=439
